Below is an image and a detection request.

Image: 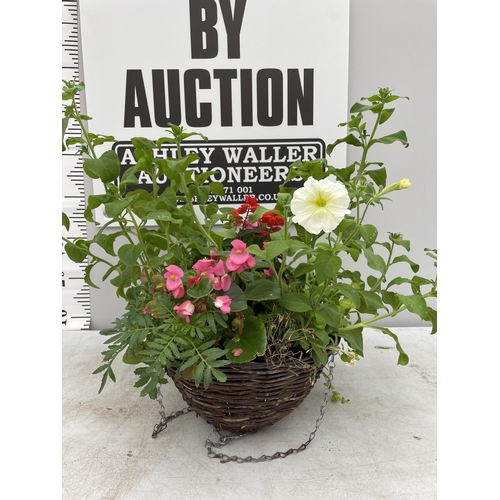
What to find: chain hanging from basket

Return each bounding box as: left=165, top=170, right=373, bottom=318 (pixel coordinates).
left=152, top=354, right=336, bottom=463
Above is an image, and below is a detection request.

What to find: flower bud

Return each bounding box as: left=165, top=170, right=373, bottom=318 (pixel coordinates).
left=397, top=178, right=411, bottom=189
left=210, top=248, right=221, bottom=260
left=375, top=178, right=411, bottom=200
left=152, top=274, right=166, bottom=290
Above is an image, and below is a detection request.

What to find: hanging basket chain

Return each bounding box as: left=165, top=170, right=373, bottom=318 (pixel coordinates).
left=151, top=354, right=336, bottom=462
left=204, top=354, right=336, bottom=463
left=151, top=383, right=192, bottom=438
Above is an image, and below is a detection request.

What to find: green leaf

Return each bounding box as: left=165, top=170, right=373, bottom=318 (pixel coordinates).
left=211, top=368, right=228, bottom=383
left=263, top=240, right=291, bottom=261
left=315, top=251, right=341, bottom=282
left=103, top=197, right=135, bottom=218
left=197, top=185, right=210, bottom=205
left=246, top=244, right=267, bottom=261
left=357, top=290, right=388, bottom=312
left=334, top=283, right=361, bottom=308
left=244, top=280, right=281, bottom=301
left=141, top=210, right=178, bottom=223
left=386, top=276, right=414, bottom=289
left=186, top=277, right=213, bottom=299
left=326, top=134, right=363, bottom=155
left=358, top=224, right=378, bottom=246
left=392, top=255, right=419, bottom=273
left=372, top=130, right=409, bottom=148
left=318, top=304, right=341, bottom=328
left=313, top=327, right=330, bottom=346
left=328, top=164, right=356, bottom=183
left=350, top=100, right=384, bottom=113
left=117, top=243, right=144, bottom=267
left=178, top=355, right=200, bottom=373
left=365, top=167, right=387, bottom=188
left=379, top=108, right=395, bottom=124
left=293, top=262, right=315, bottom=278
left=64, top=241, right=87, bottom=263
left=396, top=293, right=428, bottom=319
left=389, top=233, right=411, bottom=251
left=101, top=232, right=120, bottom=256
left=84, top=264, right=99, bottom=289
left=312, top=345, right=328, bottom=366
left=193, top=362, right=205, bottom=387
left=92, top=364, right=107, bottom=375
left=381, top=290, right=400, bottom=310
left=226, top=316, right=267, bottom=363
left=86, top=193, right=115, bottom=211
left=210, top=182, right=225, bottom=196
left=122, top=343, right=144, bottom=364
left=164, top=153, right=200, bottom=175
left=97, top=371, right=109, bottom=394
left=132, top=155, right=153, bottom=176
left=110, top=266, right=139, bottom=294
left=363, top=246, right=386, bottom=273
left=225, top=283, right=247, bottom=312
left=62, top=212, right=70, bottom=231
left=378, top=327, right=409, bottom=365
left=425, top=307, right=437, bottom=334
left=83, top=150, right=121, bottom=183
left=279, top=293, right=312, bottom=312
left=341, top=327, right=364, bottom=355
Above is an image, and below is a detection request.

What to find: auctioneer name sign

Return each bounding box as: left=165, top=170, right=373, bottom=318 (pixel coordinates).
left=79, top=0, right=350, bottom=212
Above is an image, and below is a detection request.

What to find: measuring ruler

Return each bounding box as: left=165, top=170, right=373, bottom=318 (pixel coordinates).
left=62, top=0, right=91, bottom=329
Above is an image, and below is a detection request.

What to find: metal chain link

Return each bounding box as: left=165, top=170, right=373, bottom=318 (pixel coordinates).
left=152, top=354, right=335, bottom=463
left=151, top=383, right=192, bottom=438
left=204, top=354, right=336, bottom=463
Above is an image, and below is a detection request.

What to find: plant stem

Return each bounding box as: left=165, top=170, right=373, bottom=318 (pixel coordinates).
left=176, top=142, right=220, bottom=250
left=72, top=94, right=97, bottom=160
left=277, top=206, right=291, bottom=294
left=369, top=241, right=394, bottom=292
left=340, top=290, right=435, bottom=331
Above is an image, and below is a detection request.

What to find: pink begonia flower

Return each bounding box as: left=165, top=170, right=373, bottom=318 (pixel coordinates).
left=226, top=239, right=256, bottom=272
left=231, top=348, right=243, bottom=357
left=263, top=268, right=275, bottom=277
left=173, top=300, right=195, bottom=323
left=212, top=259, right=232, bottom=292
left=171, top=285, right=185, bottom=299
left=213, top=275, right=232, bottom=292
left=213, top=295, right=232, bottom=314
left=193, top=258, right=215, bottom=274
left=227, top=240, right=250, bottom=265
left=212, top=259, right=225, bottom=276
left=187, top=276, right=201, bottom=286
left=192, top=258, right=216, bottom=281
left=164, top=265, right=184, bottom=292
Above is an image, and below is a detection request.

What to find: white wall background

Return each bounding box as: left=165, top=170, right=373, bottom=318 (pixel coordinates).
left=85, top=0, right=437, bottom=330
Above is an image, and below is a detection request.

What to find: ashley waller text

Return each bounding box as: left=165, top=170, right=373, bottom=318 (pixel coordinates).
left=113, top=138, right=326, bottom=204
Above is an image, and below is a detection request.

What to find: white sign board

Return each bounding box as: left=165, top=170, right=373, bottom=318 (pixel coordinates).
left=79, top=0, right=349, bottom=215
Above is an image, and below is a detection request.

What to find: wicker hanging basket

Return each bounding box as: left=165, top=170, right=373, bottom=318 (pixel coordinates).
left=166, top=355, right=323, bottom=433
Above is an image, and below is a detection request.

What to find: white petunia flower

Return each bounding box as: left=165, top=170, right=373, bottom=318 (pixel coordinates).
left=290, top=175, right=350, bottom=235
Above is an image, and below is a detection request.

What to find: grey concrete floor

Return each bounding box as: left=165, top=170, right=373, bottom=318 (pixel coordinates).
left=62, top=327, right=436, bottom=500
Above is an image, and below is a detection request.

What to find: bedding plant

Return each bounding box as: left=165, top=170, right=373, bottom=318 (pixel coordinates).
left=62, top=81, right=437, bottom=400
